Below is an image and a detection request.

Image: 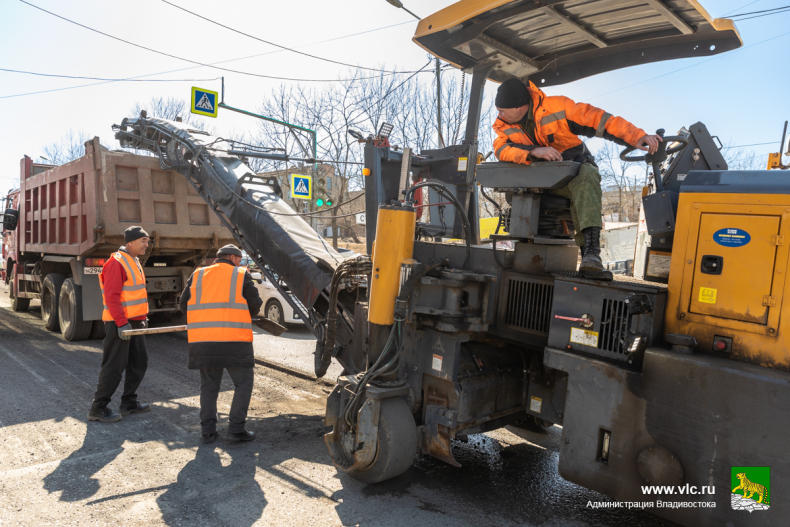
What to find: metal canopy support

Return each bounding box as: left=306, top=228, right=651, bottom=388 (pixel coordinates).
left=475, top=34, right=540, bottom=72
left=643, top=0, right=694, bottom=35
left=541, top=7, right=608, bottom=49
left=463, top=62, right=496, bottom=146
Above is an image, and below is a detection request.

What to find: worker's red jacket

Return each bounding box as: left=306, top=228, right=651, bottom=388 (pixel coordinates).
left=493, top=81, right=647, bottom=165
left=101, top=253, right=147, bottom=327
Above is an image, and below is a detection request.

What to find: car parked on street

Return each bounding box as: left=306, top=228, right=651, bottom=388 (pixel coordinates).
left=252, top=268, right=304, bottom=327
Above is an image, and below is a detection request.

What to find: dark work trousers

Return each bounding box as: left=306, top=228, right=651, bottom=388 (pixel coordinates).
left=91, top=320, right=149, bottom=409
left=199, top=367, right=254, bottom=434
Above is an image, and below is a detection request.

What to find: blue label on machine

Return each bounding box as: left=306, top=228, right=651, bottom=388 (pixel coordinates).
left=713, top=228, right=751, bottom=247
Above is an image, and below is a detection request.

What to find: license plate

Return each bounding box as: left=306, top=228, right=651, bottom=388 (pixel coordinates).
left=84, top=267, right=102, bottom=275
left=570, top=327, right=598, bottom=347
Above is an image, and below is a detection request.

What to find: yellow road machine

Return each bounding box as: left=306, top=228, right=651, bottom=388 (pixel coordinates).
left=107, top=2, right=787, bottom=525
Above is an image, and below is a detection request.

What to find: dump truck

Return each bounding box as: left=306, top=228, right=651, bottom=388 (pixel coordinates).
left=2, top=139, right=233, bottom=340
left=8, top=1, right=778, bottom=525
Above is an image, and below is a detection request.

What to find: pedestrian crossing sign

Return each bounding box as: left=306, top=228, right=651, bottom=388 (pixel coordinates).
left=191, top=87, right=219, bottom=118
left=290, top=174, right=312, bottom=200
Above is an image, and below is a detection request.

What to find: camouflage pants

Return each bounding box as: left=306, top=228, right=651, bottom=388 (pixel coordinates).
left=548, top=163, right=602, bottom=246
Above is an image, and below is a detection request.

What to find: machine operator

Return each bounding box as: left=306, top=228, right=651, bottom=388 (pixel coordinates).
left=492, top=78, right=661, bottom=278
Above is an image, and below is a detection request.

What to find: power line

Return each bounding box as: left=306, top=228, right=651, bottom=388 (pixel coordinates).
left=729, top=9, right=790, bottom=21
left=589, top=27, right=790, bottom=100
left=723, top=141, right=780, bottom=149
left=19, top=1, right=424, bottom=83
left=161, top=0, right=409, bottom=74
left=0, top=67, right=220, bottom=82
left=729, top=5, right=790, bottom=18
left=0, top=21, right=414, bottom=100
left=724, top=1, right=762, bottom=16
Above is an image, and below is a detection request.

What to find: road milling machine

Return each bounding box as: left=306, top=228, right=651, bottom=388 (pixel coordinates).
left=100, top=1, right=790, bottom=525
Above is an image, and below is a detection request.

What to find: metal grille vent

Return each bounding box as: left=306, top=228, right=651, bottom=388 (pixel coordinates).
left=503, top=277, right=553, bottom=334
left=598, top=298, right=630, bottom=354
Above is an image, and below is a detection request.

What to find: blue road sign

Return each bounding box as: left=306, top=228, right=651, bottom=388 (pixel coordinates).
left=291, top=174, right=312, bottom=200
left=191, top=87, right=218, bottom=118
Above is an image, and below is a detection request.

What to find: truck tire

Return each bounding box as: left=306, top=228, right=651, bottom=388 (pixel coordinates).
left=11, top=268, right=30, bottom=312
left=89, top=320, right=107, bottom=340
left=58, top=278, right=93, bottom=341
left=42, top=273, right=65, bottom=332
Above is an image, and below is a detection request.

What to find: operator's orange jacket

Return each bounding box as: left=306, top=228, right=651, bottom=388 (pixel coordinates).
left=100, top=251, right=149, bottom=323
left=493, top=82, right=647, bottom=165
left=186, top=262, right=253, bottom=344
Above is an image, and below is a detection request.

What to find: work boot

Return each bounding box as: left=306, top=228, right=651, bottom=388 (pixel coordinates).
left=88, top=406, right=122, bottom=423
left=201, top=432, right=218, bottom=444
left=119, top=402, right=151, bottom=415
left=227, top=430, right=255, bottom=442
left=579, top=227, right=613, bottom=281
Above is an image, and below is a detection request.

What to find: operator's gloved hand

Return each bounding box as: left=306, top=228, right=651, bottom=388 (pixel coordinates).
left=140, top=319, right=148, bottom=329
left=117, top=323, right=132, bottom=340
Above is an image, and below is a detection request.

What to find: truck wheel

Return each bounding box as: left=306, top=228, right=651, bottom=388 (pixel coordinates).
left=89, top=320, right=107, bottom=340
left=42, top=273, right=65, bottom=331
left=341, top=397, right=418, bottom=484
left=265, top=299, right=284, bottom=326
left=11, top=268, right=30, bottom=312
left=58, top=278, right=93, bottom=341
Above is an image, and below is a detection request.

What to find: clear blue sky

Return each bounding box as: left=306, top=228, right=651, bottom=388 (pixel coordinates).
left=2, top=0, right=789, bottom=192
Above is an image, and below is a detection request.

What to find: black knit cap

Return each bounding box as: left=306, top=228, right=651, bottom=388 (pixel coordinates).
left=124, top=226, right=149, bottom=243
left=217, top=244, right=242, bottom=258
left=495, top=78, right=531, bottom=109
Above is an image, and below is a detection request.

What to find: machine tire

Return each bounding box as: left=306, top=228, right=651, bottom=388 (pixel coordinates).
left=58, top=278, right=93, bottom=341
left=11, top=268, right=30, bottom=312
left=89, top=320, right=107, bottom=340
left=265, top=299, right=284, bottom=326
left=42, top=273, right=65, bottom=332
left=345, top=397, right=418, bottom=485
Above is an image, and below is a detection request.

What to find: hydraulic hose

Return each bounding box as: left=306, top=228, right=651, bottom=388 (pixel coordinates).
left=405, top=181, right=472, bottom=269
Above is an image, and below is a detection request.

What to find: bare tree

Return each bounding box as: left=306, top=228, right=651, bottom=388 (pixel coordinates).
left=593, top=141, right=645, bottom=223
left=41, top=129, right=92, bottom=164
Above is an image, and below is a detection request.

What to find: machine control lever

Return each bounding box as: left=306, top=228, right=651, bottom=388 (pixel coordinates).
left=554, top=314, right=594, bottom=328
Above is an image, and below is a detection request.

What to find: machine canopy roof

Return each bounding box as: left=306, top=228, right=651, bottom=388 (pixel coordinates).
left=413, top=0, right=741, bottom=86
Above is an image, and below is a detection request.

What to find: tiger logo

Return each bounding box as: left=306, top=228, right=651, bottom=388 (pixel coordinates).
left=733, top=473, right=770, bottom=504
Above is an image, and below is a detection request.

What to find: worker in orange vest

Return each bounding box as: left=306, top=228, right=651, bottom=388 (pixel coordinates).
left=179, top=244, right=263, bottom=444
left=492, top=79, right=661, bottom=279
left=89, top=226, right=151, bottom=423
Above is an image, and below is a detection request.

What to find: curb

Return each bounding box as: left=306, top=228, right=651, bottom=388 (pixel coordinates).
left=253, top=357, right=336, bottom=387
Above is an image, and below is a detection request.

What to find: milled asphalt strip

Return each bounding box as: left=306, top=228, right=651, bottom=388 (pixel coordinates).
left=0, top=342, right=60, bottom=395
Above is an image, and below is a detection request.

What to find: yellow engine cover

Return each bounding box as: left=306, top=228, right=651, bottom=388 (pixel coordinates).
left=666, top=193, right=790, bottom=370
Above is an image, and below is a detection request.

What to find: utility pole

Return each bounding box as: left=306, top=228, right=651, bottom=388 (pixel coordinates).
left=436, top=57, right=442, bottom=148
left=385, top=1, right=443, bottom=147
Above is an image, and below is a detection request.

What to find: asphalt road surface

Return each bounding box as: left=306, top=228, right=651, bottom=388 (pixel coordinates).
left=0, top=283, right=675, bottom=526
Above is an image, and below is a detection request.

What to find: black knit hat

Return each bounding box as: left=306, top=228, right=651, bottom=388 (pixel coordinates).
left=495, top=78, right=531, bottom=109
left=217, top=244, right=243, bottom=258
left=124, top=226, right=149, bottom=243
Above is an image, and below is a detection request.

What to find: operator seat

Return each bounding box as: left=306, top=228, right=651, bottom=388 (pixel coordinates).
left=477, top=161, right=581, bottom=241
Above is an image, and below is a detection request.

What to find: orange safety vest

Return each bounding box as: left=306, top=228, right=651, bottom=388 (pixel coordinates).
left=100, top=251, right=149, bottom=322
left=186, top=263, right=252, bottom=344
left=492, top=81, right=646, bottom=165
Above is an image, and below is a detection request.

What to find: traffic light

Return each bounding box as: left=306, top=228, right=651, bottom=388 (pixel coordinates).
left=315, top=177, right=327, bottom=207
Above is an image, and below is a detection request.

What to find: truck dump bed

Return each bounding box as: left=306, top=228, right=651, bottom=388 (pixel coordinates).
left=19, top=137, right=233, bottom=259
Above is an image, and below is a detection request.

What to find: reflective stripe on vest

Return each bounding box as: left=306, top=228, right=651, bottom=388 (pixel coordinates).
left=186, top=264, right=252, bottom=343
left=100, top=251, right=148, bottom=322
left=595, top=112, right=612, bottom=138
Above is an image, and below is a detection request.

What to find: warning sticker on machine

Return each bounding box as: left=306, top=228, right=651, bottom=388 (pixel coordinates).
left=457, top=157, right=468, bottom=171
left=699, top=287, right=717, bottom=304
left=570, top=327, right=599, bottom=347
left=530, top=396, right=542, bottom=414
left=646, top=251, right=672, bottom=278
left=432, top=354, right=443, bottom=372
